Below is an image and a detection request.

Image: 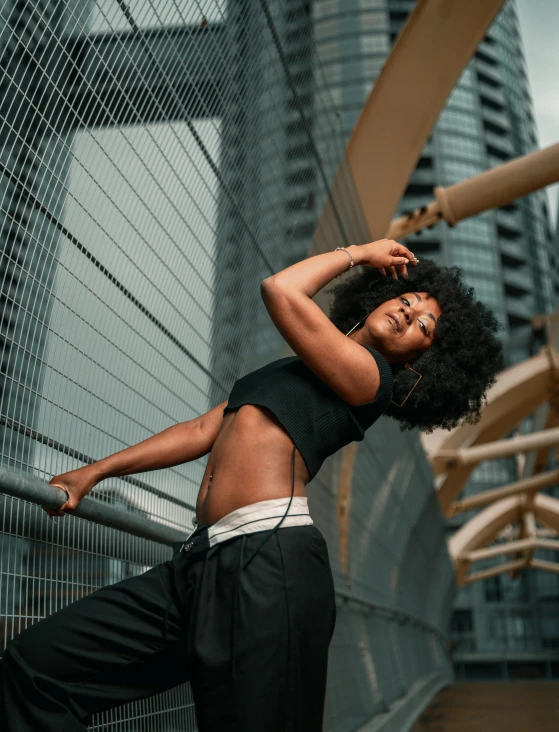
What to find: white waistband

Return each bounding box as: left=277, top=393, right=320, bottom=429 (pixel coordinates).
left=204, top=497, right=313, bottom=548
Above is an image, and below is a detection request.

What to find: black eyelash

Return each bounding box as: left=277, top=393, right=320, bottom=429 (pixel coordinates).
left=402, top=296, right=429, bottom=336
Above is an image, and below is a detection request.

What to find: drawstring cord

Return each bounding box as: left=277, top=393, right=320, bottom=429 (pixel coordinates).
left=162, top=451, right=298, bottom=662
left=163, top=522, right=204, bottom=638
left=230, top=534, right=246, bottom=678
left=230, top=445, right=297, bottom=677
left=240, top=446, right=296, bottom=573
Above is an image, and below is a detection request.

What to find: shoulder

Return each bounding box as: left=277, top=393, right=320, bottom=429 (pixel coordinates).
left=357, top=345, right=394, bottom=405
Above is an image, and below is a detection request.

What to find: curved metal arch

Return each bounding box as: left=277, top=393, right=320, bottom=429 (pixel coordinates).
left=424, top=313, right=559, bottom=585
left=449, top=495, right=525, bottom=560
left=423, top=351, right=553, bottom=516
left=448, top=493, right=559, bottom=585
left=311, top=0, right=507, bottom=254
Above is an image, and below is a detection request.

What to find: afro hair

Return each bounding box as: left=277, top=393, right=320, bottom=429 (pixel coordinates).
left=327, top=258, right=504, bottom=433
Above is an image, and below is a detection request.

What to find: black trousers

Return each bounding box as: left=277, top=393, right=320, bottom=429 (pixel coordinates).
left=0, top=525, right=336, bottom=731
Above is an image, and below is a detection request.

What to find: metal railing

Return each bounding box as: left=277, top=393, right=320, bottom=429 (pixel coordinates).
left=0, top=2, right=454, bottom=730
left=0, top=467, right=186, bottom=546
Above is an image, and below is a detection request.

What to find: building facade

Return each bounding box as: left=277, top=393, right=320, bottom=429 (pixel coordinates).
left=311, top=0, right=559, bottom=680
left=2, top=5, right=555, bottom=731
left=0, top=1, right=454, bottom=729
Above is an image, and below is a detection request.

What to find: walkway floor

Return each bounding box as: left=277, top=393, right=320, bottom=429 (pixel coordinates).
left=411, top=682, right=559, bottom=732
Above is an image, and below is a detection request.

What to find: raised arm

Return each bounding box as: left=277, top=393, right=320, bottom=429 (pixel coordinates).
left=45, top=401, right=228, bottom=516
left=260, top=240, right=415, bottom=405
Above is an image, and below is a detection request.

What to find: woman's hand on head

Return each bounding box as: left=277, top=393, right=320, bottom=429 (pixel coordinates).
left=349, top=239, right=418, bottom=279
left=43, top=465, right=98, bottom=518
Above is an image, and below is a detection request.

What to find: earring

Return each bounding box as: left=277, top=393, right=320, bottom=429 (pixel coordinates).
left=345, top=319, right=365, bottom=337
left=391, top=363, right=422, bottom=408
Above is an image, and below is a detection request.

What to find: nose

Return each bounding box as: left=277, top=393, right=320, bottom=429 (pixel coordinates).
left=399, top=303, right=412, bottom=324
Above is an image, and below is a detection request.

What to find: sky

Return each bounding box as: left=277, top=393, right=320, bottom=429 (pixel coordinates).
left=517, top=0, right=559, bottom=228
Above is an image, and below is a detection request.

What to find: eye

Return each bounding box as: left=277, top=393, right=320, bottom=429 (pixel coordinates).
left=419, top=319, right=431, bottom=337
left=401, top=297, right=410, bottom=306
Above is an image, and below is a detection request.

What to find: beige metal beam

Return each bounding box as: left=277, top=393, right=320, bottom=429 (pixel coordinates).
left=440, top=310, right=559, bottom=586
left=451, top=493, right=559, bottom=561
left=434, top=427, right=559, bottom=473
left=348, top=0, right=506, bottom=238
left=450, top=492, right=559, bottom=585
left=426, top=313, right=559, bottom=516
left=463, top=538, right=533, bottom=563
left=450, top=468, right=559, bottom=515
left=423, top=351, right=549, bottom=464
left=530, top=558, right=559, bottom=575
left=312, top=0, right=506, bottom=248
left=527, top=407, right=559, bottom=477
left=449, top=495, right=525, bottom=559
left=533, top=492, right=559, bottom=534
left=462, top=559, right=527, bottom=586
left=518, top=510, right=538, bottom=573
left=435, top=143, right=559, bottom=225
left=386, top=142, right=559, bottom=239
left=437, top=384, right=550, bottom=515
left=462, top=537, right=559, bottom=564
left=437, top=393, right=546, bottom=516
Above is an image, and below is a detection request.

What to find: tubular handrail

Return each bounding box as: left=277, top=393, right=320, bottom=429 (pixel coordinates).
left=0, top=466, right=188, bottom=546
left=335, top=589, right=449, bottom=645
left=0, top=467, right=450, bottom=646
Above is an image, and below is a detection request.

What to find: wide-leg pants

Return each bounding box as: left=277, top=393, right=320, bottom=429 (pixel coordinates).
left=0, top=525, right=336, bottom=731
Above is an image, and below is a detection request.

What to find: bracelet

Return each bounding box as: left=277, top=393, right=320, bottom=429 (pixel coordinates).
left=335, top=246, right=355, bottom=270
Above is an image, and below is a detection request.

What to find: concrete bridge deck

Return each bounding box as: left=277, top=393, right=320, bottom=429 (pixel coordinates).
left=411, top=682, right=559, bottom=732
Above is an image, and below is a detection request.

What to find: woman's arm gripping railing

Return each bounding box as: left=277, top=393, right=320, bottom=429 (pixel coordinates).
left=0, top=466, right=188, bottom=546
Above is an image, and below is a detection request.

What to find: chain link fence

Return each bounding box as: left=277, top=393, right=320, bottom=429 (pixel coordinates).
left=0, top=1, right=454, bottom=729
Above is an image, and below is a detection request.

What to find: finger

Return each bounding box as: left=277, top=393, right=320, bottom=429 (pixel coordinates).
left=379, top=267, right=387, bottom=277
left=397, top=263, right=409, bottom=279
left=47, top=484, right=71, bottom=516
left=387, top=265, right=397, bottom=280
left=391, top=243, right=416, bottom=261
left=393, top=256, right=409, bottom=278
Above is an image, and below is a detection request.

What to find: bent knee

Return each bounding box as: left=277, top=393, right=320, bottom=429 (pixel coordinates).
left=2, top=627, right=46, bottom=677
left=2, top=638, right=29, bottom=675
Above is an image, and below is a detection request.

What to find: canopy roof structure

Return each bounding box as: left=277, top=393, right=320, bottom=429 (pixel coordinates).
left=422, top=312, right=559, bottom=586
left=311, top=0, right=559, bottom=589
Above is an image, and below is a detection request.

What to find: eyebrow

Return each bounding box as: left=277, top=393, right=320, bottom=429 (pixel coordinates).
left=413, top=293, right=436, bottom=323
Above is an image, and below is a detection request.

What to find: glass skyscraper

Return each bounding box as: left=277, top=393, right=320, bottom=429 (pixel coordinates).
left=1, top=3, right=557, bottom=730
left=312, top=0, right=559, bottom=680
left=314, top=0, right=553, bottom=357
left=0, top=1, right=454, bottom=728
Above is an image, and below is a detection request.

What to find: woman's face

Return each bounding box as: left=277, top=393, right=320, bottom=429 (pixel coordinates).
left=354, top=291, right=442, bottom=365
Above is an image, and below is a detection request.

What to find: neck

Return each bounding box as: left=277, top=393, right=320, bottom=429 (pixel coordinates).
left=348, top=331, right=405, bottom=370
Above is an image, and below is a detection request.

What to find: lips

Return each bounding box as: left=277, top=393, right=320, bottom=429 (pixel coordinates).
left=387, top=313, right=401, bottom=333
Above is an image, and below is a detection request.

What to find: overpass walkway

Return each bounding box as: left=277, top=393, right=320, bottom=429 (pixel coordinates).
left=411, top=682, right=559, bottom=732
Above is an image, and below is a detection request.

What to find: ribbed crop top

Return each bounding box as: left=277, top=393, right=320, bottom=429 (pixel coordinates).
left=223, top=345, right=394, bottom=479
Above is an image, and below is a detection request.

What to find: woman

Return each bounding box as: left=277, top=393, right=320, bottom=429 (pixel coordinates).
left=0, top=239, right=502, bottom=731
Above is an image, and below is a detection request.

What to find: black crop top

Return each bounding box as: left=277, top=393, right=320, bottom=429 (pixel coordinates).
left=224, top=345, right=393, bottom=479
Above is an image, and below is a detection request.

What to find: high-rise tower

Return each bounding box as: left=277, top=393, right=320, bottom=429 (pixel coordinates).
left=312, top=0, right=559, bottom=679
left=313, top=0, right=553, bottom=359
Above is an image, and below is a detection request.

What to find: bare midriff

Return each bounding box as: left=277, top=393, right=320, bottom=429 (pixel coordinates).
left=195, top=404, right=310, bottom=525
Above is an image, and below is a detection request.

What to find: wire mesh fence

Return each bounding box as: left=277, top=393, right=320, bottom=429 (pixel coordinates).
left=0, top=1, right=453, bottom=729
